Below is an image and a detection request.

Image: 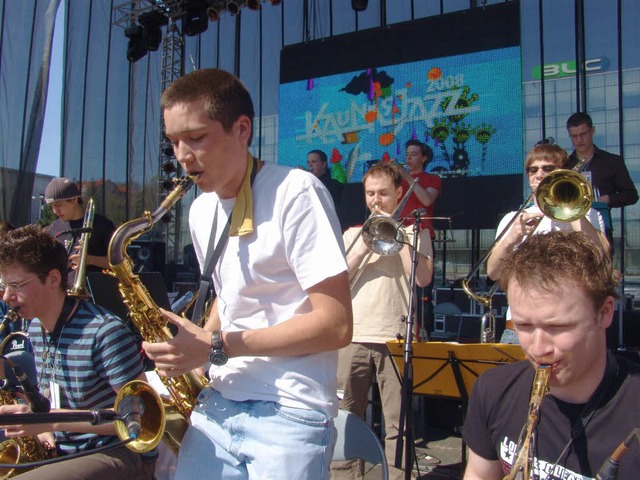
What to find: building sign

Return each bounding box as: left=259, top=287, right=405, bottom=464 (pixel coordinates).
left=532, top=57, right=610, bottom=79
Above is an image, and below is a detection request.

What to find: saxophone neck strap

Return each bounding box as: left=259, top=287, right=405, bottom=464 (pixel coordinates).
left=190, top=156, right=260, bottom=324
left=551, top=351, right=619, bottom=466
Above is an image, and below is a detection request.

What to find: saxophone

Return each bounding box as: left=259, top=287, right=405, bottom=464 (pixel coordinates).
left=0, top=310, right=19, bottom=338
left=108, top=176, right=207, bottom=454
left=0, top=325, right=48, bottom=479
left=67, top=197, right=95, bottom=298
left=504, top=364, right=551, bottom=480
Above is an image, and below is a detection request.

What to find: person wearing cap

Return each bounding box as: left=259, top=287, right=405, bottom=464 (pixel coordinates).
left=44, top=178, right=116, bottom=280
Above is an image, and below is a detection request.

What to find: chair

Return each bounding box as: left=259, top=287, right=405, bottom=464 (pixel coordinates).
left=332, top=409, right=389, bottom=480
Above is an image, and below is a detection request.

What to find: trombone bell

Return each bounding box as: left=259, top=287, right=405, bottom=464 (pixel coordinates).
left=361, top=215, right=405, bottom=256
left=536, top=169, right=593, bottom=223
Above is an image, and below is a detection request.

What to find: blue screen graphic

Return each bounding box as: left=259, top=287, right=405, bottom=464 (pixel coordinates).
left=278, top=46, right=523, bottom=183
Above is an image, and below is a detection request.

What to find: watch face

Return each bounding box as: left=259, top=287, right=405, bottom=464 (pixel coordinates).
left=210, top=350, right=228, bottom=366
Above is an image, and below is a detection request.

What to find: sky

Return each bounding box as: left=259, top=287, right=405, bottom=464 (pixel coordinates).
left=37, top=2, right=65, bottom=177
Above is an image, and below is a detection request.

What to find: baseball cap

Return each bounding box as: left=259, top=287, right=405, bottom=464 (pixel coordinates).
left=44, top=177, right=82, bottom=204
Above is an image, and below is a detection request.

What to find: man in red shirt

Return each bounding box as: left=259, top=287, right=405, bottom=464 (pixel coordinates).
left=396, top=140, right=442, bottom=239
left=394, top=139, right=442, bottom=339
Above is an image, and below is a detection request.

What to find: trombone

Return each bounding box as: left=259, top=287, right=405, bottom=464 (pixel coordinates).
left=462, top=159, right=593, bottom=342
left=347, top=179, right=419, bottom=288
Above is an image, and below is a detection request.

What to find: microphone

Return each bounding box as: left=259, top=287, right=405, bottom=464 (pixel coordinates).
left=9, top=361, right=51, bottom=413
left=55, top=227, right=93, bottom=237
left=536, top=136, right=555, bottom=145
left=116, top=395, right=145, bottom=439
left=411, top=208, right=426, bottom=217
left=596, top=427, right=640, bottom=480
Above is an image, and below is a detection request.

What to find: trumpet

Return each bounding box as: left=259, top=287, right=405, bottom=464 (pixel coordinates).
left=68, top=197, right=95, bottom=299
left=462, top=159, right=592, bottom=342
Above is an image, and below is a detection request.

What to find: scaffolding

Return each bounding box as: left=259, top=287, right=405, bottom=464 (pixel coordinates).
left=112, top=1, right=186, bottom=263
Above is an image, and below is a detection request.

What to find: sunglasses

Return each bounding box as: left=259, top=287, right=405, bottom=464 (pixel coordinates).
left=526, top=165, right=557, bottom=175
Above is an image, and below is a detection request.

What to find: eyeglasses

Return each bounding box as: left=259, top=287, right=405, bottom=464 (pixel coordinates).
left=526, top=165, right=557, bottom=175
left=569, top=129, right=592, bottom=140
left=0, top=275, right=39, bottom=293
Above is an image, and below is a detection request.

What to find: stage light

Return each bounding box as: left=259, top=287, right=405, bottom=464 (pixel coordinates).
left=207, top=6, right=222, bottom=21
left=351, top=0, right=368, bottom=12
left=138, top=11, right=168, bottom=52
left=162, top=160, right=177, bottom=174
left=162, top=144, right=175, bottom=157
left=161, top=178, right=176, bottom=192
left=183, top=5, right=209, bottom=36
left=124, top=25, right=147, bottom=63
left=226, top=1, right=240, bottom=16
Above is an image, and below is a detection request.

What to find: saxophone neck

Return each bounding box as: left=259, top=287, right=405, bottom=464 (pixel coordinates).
left=503, top=365, right=551, bottom=480
left=108, top=176, right=196, bottom=267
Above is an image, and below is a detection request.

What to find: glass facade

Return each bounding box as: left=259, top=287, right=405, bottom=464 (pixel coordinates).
left=2, top=0, right=640, bottom=289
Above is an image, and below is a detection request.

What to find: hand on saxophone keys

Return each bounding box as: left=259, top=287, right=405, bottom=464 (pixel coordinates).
left=141, top=308, right=212, bottom=378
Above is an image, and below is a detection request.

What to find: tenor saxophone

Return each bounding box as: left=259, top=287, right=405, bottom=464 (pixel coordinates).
left=504, top=364, right=551, bottom=480
left=108, top=176, right=206, bottom=454
left=0, top=310, right=18, bottom=338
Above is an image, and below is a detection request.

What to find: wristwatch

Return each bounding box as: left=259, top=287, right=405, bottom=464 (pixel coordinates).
left=209, top=331, right=228, bottom=366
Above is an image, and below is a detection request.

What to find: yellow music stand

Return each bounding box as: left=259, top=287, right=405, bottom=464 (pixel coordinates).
left=386, top=340, right=525, bottom=468
left=386, top=341, right=525, bottom=399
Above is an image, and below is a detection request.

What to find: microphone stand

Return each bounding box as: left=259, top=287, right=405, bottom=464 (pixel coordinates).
left=0, top=409, right=119, bottom=426
left=394, top=210, right=423, bottom=480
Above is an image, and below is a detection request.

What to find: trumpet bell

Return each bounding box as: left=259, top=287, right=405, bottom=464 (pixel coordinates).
left=536, top=169, right=593, bottom=223
left=361, top=215, right=405, bottom=256
left=114, top=380, right=166, bottom=454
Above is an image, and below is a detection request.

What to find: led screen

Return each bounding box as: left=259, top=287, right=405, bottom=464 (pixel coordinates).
left=278, top=2, right=523, bottom=229
left=279, top=47, right=522, bottom=180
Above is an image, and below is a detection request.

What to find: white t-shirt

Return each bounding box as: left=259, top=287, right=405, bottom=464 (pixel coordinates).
left=189, top=162, right=347, bottom=416
left=495, top=204, right=605, bottom=239
left=343, top=226, right=432, bottom=343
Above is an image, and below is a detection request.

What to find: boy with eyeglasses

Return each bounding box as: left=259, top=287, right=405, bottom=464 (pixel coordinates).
left=486, top=143, right=609, bottom=344
left=0, top=224, right=155, bottom=479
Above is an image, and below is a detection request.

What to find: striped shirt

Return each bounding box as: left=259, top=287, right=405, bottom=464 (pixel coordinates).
left=28, top=299, right=144, bottom=454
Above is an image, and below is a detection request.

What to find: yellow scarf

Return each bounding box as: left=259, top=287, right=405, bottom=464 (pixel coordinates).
left=229, top=153, right=262, bottom=236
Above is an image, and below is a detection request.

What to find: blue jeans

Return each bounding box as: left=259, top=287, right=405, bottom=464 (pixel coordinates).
left=175, top=387, right=335, bottom=479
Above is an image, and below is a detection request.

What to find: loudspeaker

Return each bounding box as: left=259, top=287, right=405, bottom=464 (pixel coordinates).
left=434, top=287, right=476, bottom=315
left=337, top=182, right=367, bottom=231
left=128, top=241, right=166, bottom=277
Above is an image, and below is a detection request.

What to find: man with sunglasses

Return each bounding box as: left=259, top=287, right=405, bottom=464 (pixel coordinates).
left=486, top=143, right=609, bottom=343
left=566, top=112, right=638, bottom=251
